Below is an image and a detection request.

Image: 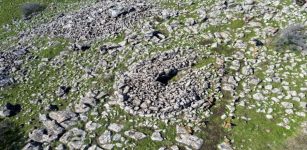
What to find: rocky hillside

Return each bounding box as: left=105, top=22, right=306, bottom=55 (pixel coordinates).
left=0, top=0, right=306, bottom=149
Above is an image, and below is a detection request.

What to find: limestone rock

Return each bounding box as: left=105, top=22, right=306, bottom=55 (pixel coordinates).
left=124, top=130, right=146, bottom=140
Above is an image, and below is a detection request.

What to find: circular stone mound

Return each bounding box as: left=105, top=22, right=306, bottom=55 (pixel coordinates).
left=114, top=49, right=222, bottom=119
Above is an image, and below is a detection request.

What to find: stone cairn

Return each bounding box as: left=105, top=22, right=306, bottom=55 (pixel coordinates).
left=114, top=48, right=223, bottom=120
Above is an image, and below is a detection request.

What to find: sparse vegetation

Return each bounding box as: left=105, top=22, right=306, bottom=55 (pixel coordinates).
left=0, top=0, right=306, bottom=149
left=0, top=119, right=26, bottom=149
left=274, top=24, right=307, bottom=52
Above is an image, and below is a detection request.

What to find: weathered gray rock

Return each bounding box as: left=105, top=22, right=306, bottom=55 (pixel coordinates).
left=222, top=83, right=235, bottom=91
left=170, top=145, right=180, bottom=150
left=49, top=111, right=77, bottom=123
left=100, top=144, right=114, bottom=150
left=59, top=128, right=86, bottom=149
left=98, top=130, right=112, bottom=145
left=55, top=144, right=66, bottom=150
left=88, top=145, right=103, bottom=150
left=111, top=133, right=121, bottom=142
left=175, top=134, right=203, bottom=149
left=108, top=123, right=124, bottom=133
left=0, top=77, right=13, bottom=87
left=230, top=60, right=240, bottom=71
left=281, top=102, right=294, bottom=109
left=185, top=18, right=196, bottom=26
left=217, top=142, right=233, bottom=150
left=85, top=121, right=101, bottom=131
left=176, top=125, right=189, bottom=134
left=124, top=130, right=146, bottom=140
left=29, top=129, right=48, bottom=143
left=253, top=93, right=265, bottom=101
left=22, top=142, right=42, bottom=150
left=42, top=120, right=64, bottom=141
left=244, top=0, right=254, bottom=5
left=248, top=76, right=261, bottom=85
left=74, top=91, right=101, bottom=113
left=151, top=130, right=163, bottom=141
left=241, top=65, right=253, bottom=76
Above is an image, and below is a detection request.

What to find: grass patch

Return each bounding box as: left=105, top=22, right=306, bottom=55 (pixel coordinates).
left=0, top=0, right=78, bottom=26
left=211, top=45, right=237, bottom=56
left=0, top=119, right=26, bottom=150
left=37, top=39, right=69, bottom=59
left=194, top=57, right=216, bottom=68
left=200, top=99, right=229, bottom=149
left=232, top=108, right=299, bottom=150
left=204, top=19, right=245, bottom=33
left=198, top=38, right=215, bottom=47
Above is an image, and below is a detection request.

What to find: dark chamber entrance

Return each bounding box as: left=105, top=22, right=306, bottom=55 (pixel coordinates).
left=155, top=68, right=178, bottom=85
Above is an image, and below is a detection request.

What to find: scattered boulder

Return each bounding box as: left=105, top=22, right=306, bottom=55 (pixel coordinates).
left=85, top=121, right=101, bottom=131
left=0, top=76, right=13, bottom=87
left=281, top=102, right=294, bottom=109
left=244, top=0, right=254, bottom=5
left=253, top=93, right=265, bottom=101
left=176, top=125, right=189, bottom=134
left=49, top=111, right=78, bottom=129
left=42, top=120, right=65, bottom=140
left=29, top=129, right=48, bottom=143
left=59, top=128, right=86, bottom=149
left=49, top=111, right=77, bottom=123
left=175, top=133, right=203, bottom=150
left=108, top=123, right=124, bottom=133
left=217, top=142, right=233, bottom=150
left=22, top=142, right=42, bottom=150
left=241, top=65, right=254, bottom=76
left=88, top=145, right=103, bottom=150
left=101, top=144, right=114, bottom=150
left=124, top=130, right=147, bottom=140
left=98, top=130, right=112, bottom=145
left=151, top=130, right=163, bottom=141
left=98, top=130, right=114, bottom=149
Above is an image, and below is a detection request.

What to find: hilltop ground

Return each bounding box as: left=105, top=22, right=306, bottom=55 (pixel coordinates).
left=0, top=0, right=306, bottom=149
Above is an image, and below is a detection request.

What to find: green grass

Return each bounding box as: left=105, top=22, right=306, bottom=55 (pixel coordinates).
left=199, top=97, right=230, bottom=149
left=37, top=38, right=69, bottom=59
left=1, top=0, right=306, bottom=149
left=232, top=104, right=305, bottom=150
left=0, top=62, right=57, bottom=148
left=0, top=119, right=26, bottom=150
left=0, top=0, right=79, bottom=26
left=194, top=57, right=216, bottom=68
left=204, top=19, right=245, bottom=33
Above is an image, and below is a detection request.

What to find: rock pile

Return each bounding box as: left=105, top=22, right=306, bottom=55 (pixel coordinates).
left=0, top=46, right=29, bottom=87
left=21, top=0, right=156, bottom=42
left=114, top=49, right=223, bottom=119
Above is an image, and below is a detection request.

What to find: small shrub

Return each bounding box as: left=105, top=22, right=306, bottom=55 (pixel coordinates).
left=20, top=3, right=46, bottom=19
left=274, top=24, right=307, bottom=52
